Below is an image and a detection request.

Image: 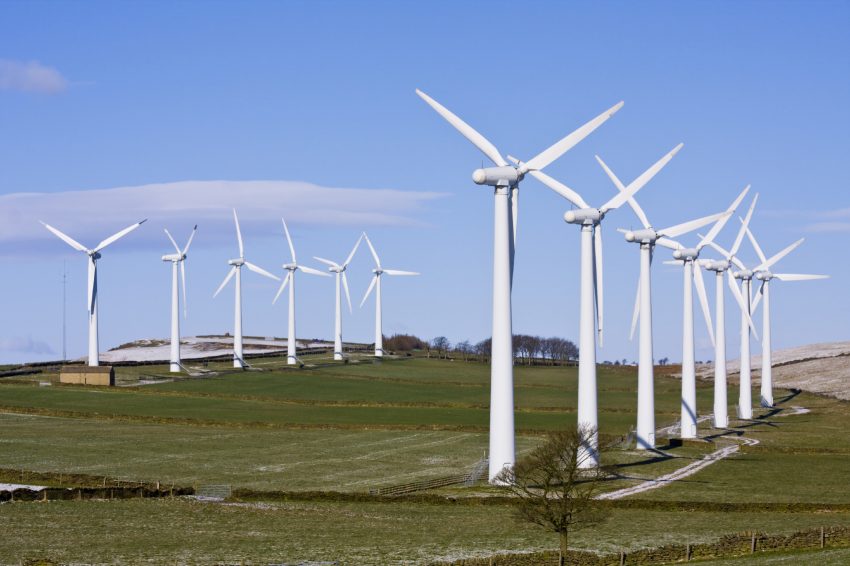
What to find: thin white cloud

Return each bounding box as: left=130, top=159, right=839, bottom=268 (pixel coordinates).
left=804, top=221, right=850, bottom=233
left=0, top=59, right=68, bottom=94
left=0, top=179, right=445, bottom=254
left=0, top=336, right=55, bottom=355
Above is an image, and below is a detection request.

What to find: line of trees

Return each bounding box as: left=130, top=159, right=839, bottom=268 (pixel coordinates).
left=380, top=333, right=578, bottom=365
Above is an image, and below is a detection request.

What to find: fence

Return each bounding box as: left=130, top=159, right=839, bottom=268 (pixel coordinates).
left=370, top=457, right=489, bottom=496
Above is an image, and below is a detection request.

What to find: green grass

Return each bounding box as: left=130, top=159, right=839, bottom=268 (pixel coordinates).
left=2, top=499, right=849, bottom=565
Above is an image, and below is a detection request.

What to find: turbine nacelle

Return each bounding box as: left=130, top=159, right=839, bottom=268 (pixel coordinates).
left=734, top=269, right=754, bottom=280
left=161, top=253, right=184, bottom=262
left=703, top=259, right=729, bottom=272
left=672, top=248, right=699, bottom=261
left=625, top=228, right=658, bottom=244
left=87, top=251, right=102, bottom=260
left=755, top=270, right=774, bottom=281
left=472, top=166, right=521, bottom=187
left=283, top=262, right=298, bottom=271
left=228, top=258, right=245, bottom=267
left=564, top=208, right=603, bottom=225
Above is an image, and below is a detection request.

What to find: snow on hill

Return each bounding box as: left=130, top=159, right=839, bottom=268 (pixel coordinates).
left=697, top=341, right=850, bottom=400
left=100, top=336, right=334, bottom=364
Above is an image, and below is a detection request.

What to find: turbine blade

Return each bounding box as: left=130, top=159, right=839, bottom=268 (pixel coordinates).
left=415, top=89, right=507, bottom=167
left=599, top=142, right=684, bottom=213
left=630, top=277, right=640, bottom=341
left=281, top=218, right=296, bottom=263
left=659, top=211, right=729, bottom=239
left=313, top=256, right=339, bottom=269
left=298, top=265, right=331, bottom=277
left=40, top=222, right=88, bottom=253
left=773, top=273, right=829, bottom=281
left=93, top=219, right=147, bottom=252
left=693, top=262, right=715, bottom=347
left=245, top=261, right=281, bottom=281
left=756, top=235, right=804, bottom=271
left=727, top=271, right=758, bottom=339
left=697, top=185, right=750, bottom=251
left=522, top=101, right=624, bottom=172
left=233, top=209, right=244, bottom=258
left=164, top=228, right=181, bottom=254
left=595, top=155, right=652, bottom=229
left=88, top=261, right=97, bottom=313
left=272, top=272, right=291, bottom=305
left=342, top=271, right=352, bottom=313
left=344, top=233, right=364, bottom=267
left=363, top=233, right=381, bottom=268
left=519, top=167, right=589, bottom=209
left=663, top=259, right=685, bottom=265
left=593, top=226, right=604, bottom=348
left=383, top=269, right=420, bottom=276
left=213, top=267, right=236, bottom=298
left=730, top=194, right=758, bottom=256
left=751, top=279, right=765, bottom=314
left=180, top=260, right=188, bottom=318
left=360, top=275, right=378, bottom=308
left=745, top=226, right=768, bottom=265
left=182, top=225, right=198, bottom=255
left=656, top=237, right=682, bottom=251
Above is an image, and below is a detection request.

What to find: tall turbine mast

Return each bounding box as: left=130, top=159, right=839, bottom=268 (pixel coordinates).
left=360, top=233, right=419, bottom=358
left=162, top=225, right=197, bottom=373
left=314, top=234, right=363, bottom=361
left=512, top=143, right=683, bottom=467
left=41, top=219, right=147, bottom=367
left=416, top=88, right=623, bottom=482
left=272, top=218, right=330, bottom=365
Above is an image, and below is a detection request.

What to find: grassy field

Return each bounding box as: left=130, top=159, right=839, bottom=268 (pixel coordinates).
left=0, top=354, right=847, bottom=564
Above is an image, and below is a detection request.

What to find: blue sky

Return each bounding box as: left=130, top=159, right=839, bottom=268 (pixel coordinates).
left=1, top=0, right=848, bottom=364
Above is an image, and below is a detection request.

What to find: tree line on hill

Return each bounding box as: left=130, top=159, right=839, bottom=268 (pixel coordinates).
left=381, top=333, right=579, bottom=365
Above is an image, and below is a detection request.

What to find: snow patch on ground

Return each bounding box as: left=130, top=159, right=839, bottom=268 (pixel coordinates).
left=0, top=483, right=44, bottom=492
left=98, top=336, right=335, bottom=363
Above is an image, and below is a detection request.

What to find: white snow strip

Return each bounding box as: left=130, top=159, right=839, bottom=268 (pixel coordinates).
left=0, top=483, right=45, bottom=492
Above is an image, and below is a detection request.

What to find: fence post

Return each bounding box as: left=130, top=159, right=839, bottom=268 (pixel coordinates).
left=619, top=550, right=626, bottom=565
left=686, top=543, right=691, bottom=561
left=821, top=526, right=826, bottom=548
left=751, top=533, right=756, bottom=553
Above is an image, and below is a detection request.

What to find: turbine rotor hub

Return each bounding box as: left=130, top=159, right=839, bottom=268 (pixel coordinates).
left=756, top=270, right=774, bottom=281
left=228, top=258, right=245, bottom=267
left=564, top=208, right=602, bottom=225
left=625, top=228, right=657, bottom=244
left=673, top=248, right=699, bottom=261
left=471, top=166, right=521, bottom=187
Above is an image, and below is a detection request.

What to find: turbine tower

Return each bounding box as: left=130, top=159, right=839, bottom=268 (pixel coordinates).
left=660, top=186, right=749, bottom=439
left=213, top=209, right=280, bottom=368
left=511, top=143, right=683, bottom=467
left=745, top=229, right=828, bottom=407
left=272, top=218, right=331, bottom=365
left=360, top=233, right=419, bottom=357
left=162, top=225, right=197, bottom=373
left=41, top=219, right=147, bottom=366
left=598, top=158, right=728, bottom=449
left=314, top=234, right=363, bottom=361
left=699, top=195, right=760, bottom=428
left=416, top=88, right=623, bottom=482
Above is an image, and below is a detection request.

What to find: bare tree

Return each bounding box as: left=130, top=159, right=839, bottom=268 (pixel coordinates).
left=455, top=340, right=471, bottom=361
left=431, top=336, right=450, bottom=359
left=474, top=338, right=492, bottom=363
left=496, top=426, right=611, bottom=565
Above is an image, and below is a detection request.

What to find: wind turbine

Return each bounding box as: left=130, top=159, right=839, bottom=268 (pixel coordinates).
left=698, top=195, right=760, bottom=428
left=598, top=157, right=728, bottom=449
left=272, top=218, right=331, bottom=365
left=360, top=233, right=419, bottom=358
left=41, top=219, right=147, bottom=367
left=314, top=234, right=363, bottom=361
left=213, top=209, right=280, bottom=369
left=510, top=143, right=683, bottom=467
left=660, top=186, right=749, bottom=439
left=416, top=88, right=623, bottom=482
left=745, top=229, right=828, bottom=407
left=162, top=225, right=197, bottom=373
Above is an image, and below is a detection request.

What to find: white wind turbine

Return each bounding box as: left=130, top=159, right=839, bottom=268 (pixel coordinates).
left=745, top=229, right=828, bottom=408
left=213, top=209, right=280, bottom=368
left=360, top=233, right=419, bottom=358
left=314, top=234, right=364, bottom=361
left=660, top=186, right=749, bottom=439
left=598, top=158, right=728, bottom=450
left=41, top=219, right=147, bottom=367
left=698, top=195, right=760, bottom=428
left=510, top=143, right=683, bottom=467
left=416, top=88, right=623, bottom=482
left=272, top=218, right=331, bottom=365
left=162, top=225, right=197, bottom=373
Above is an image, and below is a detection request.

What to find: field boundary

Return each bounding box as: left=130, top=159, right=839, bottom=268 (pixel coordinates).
left=442, top=525, right=850, bottom=565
